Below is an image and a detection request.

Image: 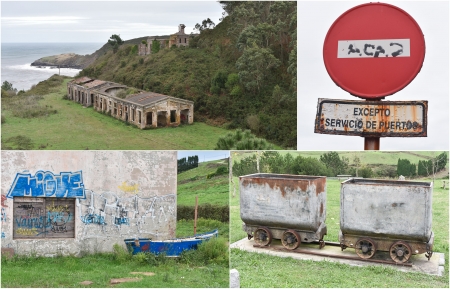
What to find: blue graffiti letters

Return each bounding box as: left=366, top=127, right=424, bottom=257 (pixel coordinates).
left=7, top=171, right=85, bottom=199
left=81, top=213, right=107, bottom=225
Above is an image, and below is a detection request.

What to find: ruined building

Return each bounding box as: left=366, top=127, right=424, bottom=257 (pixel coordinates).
left=67, top=77, right=194, bottom=128
left=138, top=24, right=195, bottom=56
left=1, top=151, right=177, bottom=256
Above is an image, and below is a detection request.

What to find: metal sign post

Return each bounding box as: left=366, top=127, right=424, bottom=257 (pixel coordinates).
left=318, top=3, right=426, bottom=150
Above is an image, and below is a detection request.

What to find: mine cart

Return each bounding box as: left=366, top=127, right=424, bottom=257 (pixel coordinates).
left=240, top=173, right=327, bottom=250
left=339, top=178, right=434, bottom=263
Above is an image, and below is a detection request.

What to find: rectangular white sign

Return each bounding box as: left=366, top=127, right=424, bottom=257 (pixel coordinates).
left=314, top=99, right=427, bottom=137
left=337, top=39, right=410, bottom=58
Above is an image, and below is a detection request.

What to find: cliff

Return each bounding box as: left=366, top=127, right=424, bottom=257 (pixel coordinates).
left=30, top=37, right=148, bottom=69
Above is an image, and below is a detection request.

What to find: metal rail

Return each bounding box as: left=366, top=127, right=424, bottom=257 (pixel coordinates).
left=252, top=243, right=413, bottom=267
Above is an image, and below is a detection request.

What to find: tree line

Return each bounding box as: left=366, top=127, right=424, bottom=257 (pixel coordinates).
left=233, top=152, right=448, bottom=179
left=177, top=155, right=199, bottom=174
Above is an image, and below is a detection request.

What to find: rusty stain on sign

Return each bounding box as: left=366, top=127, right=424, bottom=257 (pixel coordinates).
left=314, top=99, right=427, bottom=137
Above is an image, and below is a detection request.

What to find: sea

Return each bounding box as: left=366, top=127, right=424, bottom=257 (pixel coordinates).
left=1, top=43, right=103, bottom=91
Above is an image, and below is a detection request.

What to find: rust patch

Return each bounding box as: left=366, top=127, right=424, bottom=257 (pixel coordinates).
left=314, top=178, right=325, bottom=196
left=320, top=202, right=324, bottom=216
left=241, top=176, right=311, bottom=197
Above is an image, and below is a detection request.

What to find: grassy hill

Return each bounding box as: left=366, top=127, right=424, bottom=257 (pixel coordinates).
left=75, top=2, right=297, bottom=148
left=1, top=76, right=240, bottom=150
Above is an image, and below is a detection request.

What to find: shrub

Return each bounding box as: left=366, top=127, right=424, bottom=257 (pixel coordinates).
left=112, top=243, right=132, bottom=262
left=177, top=204, right=229, bottom=222
left=2, top=135, right=34, bottom=150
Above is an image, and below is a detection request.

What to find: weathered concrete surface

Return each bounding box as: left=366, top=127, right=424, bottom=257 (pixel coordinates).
left=230, top=269, right=240, bottom=288
left=230, top=238, right=444, bottom=276
left=1, top=151, right=177, bottom=256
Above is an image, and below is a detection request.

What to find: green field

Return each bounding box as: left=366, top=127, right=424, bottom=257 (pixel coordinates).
left=230, top=150, right=449, bottom=287
left=1, top=78, right=241, bottom=150
left=177, top=159, right=229, bottom=206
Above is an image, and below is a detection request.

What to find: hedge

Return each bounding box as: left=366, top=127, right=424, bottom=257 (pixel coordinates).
left=177, top=204, right=229, bottom=223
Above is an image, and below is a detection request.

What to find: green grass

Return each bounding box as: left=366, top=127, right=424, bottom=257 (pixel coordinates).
left=177, top=160, right=229, bottom=206
left=1, top=248, right=228, bottom=288
left=230, top=176, right=449, bottom=287
left=1, top=78, right=246, bottom=150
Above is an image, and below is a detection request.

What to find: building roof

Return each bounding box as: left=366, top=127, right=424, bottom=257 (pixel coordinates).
left=126, top=92, right=169, bottom=105
left=83, top=79, right=107, bottom=89
left=72, top=76, right=92, bottom=84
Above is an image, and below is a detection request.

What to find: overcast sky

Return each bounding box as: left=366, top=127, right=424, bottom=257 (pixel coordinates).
left=298, top=1, right=449, bottom=150
left=1, top=1, right=224, bottom=43
left=178, top=151, right=230, bottom=163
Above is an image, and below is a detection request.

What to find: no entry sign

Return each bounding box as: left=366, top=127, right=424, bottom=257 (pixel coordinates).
left=314, top=99, right=427, bottom=137
left=323, top=3, right=425, bottom=99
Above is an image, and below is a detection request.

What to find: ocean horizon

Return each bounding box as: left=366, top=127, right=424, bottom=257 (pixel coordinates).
left=1, top=42, right=103, bottom=91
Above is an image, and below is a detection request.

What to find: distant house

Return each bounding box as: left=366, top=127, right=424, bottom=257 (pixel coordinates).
left=138, top=24, right=197, bottom=55
left=67, top=77, right=194, bottom=128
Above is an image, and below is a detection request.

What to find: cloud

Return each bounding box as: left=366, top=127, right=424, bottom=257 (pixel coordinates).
left=2, top=16, right=86, bottom=26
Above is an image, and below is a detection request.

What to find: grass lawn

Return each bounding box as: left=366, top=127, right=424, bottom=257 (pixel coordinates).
left=230, top=176, right=449, bottom=287
left=177, top=159, right=229, bottom=207
left=1, top=77, right=280, bottom=150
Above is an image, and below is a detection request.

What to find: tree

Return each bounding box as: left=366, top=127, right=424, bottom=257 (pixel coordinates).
left=319, top=151, right=348, bottom=176
left=151, top=40, right=161, bottom=54
left=194, top=18, right=216, bottom=32
left=215, top=129, right=272, bottom=150
left=108, top=34, right=124, bottom=53
left=353, top=155, right=361, bottom=177
left=236, top=44, right=281, bottom=94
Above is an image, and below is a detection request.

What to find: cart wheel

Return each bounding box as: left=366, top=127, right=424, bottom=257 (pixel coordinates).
left=355, top=238, right=376, bottom=259
left=254, top=227, right=272, bottom=246
left=389, top=241, right=412, bottom=263
left=281, top=229, right=301, bottom=250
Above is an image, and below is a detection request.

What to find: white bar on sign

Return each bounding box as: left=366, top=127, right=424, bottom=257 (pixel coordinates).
left=337, top=39, right=410, bottom=58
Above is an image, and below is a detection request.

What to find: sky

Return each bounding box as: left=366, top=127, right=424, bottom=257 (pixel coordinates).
left=1, top=1, right=225, bottom=43
left=298, top=1, right=449, bottom=150
left=177, top=151, right=230, bottom=163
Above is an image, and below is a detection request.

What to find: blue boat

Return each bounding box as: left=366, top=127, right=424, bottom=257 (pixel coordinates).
left=124, top=229, right=218, bottom=257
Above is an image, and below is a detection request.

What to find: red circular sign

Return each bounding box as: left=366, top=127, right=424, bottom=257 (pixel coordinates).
left=323, top=3, right=425, bottom=99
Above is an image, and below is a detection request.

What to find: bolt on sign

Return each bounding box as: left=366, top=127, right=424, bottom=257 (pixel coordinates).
left=316, top=3, right=427, bottom=147
left=314, top=99, right=427, bottom=137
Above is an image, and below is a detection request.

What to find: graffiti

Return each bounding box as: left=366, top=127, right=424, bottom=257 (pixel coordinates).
left=78, top=190, right=176, bottom=238
left=46, top=201, right=70, bottom=213
left=81, top=213, right=106, bottom=225
left=7, top=171, right=85, bottom=199
left=13, top=199, right=74, bottom=238
left=1, top=232, right=5, bottom=238
left=1, top=195, right=8, bottom=207
left=51, top=222, right=67, bottom=233
left=16, top=228, right=38, bottom=236
left=118, top=181, right=139, bottom=194
left=1, top=208, right=6, bottom=223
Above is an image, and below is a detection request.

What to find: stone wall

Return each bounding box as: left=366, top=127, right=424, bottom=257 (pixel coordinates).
left=1, top=151, right=177, bottom=256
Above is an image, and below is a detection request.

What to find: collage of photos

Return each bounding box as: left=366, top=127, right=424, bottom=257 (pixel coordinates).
left=1, top=1, right=448, bottom=288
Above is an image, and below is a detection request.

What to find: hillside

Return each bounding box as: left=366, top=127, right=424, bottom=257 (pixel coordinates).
left=73, top=2, right=297, bottom=148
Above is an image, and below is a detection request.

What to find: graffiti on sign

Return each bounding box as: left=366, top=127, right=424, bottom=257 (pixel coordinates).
left=7, top=171, right=85, bottom=199
left=338, top=39, right=410, bottom=58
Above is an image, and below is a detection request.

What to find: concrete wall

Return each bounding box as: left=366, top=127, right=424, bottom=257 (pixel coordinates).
left=1, top=151, right=177, bottom=256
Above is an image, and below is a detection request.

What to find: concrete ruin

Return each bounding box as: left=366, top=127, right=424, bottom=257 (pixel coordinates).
left=138, top=24, right=194, bottom=55
left=67, top=77, right=194, bottom=128
left=1, top=151, right=177, bottom=256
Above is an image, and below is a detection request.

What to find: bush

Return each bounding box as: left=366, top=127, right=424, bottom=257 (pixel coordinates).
left=2, top=135, right=34, bottom=150
left=112, top=243, right=132, bottom=262
left=177, top=204, right=229, bottom=222
left=180, top=237, right=228, bottom=266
